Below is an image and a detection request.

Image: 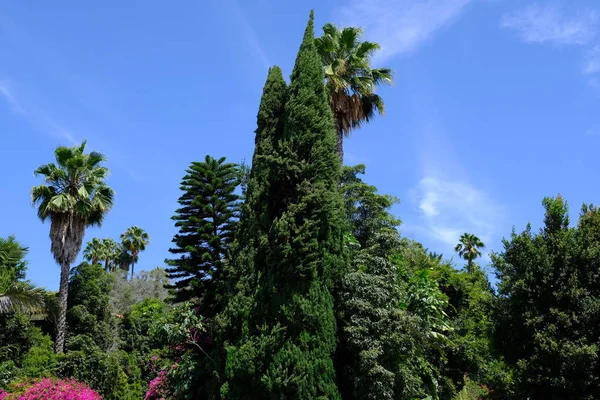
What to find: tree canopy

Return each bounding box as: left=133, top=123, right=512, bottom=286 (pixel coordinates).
left=3, top=11, right=600, bottom=400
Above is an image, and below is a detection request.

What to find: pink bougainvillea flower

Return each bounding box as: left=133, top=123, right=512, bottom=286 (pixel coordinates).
left=1, top=378, right=101, bottom=400
left=144, top=370, right=168, bottom=400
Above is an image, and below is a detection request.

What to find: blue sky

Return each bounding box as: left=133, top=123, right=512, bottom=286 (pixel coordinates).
left=2, top=0, right=600, bottom=290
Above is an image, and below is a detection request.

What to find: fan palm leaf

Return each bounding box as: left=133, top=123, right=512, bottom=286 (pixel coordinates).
left=316, top=23, right=394, bottom=161
left=0, top=283, right=45, bottom=315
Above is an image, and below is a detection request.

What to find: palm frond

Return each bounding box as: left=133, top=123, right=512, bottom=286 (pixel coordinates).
left=0, top=284, right=46, bottom=315
left=316, top=22, right=394, bottom=143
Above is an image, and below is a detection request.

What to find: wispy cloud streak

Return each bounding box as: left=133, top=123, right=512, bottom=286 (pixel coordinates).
left=501, top=4, right=599, bottom=46
left=338, top=0, right=474, bottom=62
left=0, top=81, right=24, bottom=114
left=0, top=78, right=78, bottom=144
left=583, top=45, right=600, bottom=75
left=225, top=0, right=270, bottom=69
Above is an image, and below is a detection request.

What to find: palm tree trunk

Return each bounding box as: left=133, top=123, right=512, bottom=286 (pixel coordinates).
left=130, top=262, right=134, bottom=280
left=55, top=261, right=70, bottom=353
left=336, top=131, right=344, bottom=164
left=104, top=259, right=109, bottom=271
left=467, top=258, right=473, bottom=274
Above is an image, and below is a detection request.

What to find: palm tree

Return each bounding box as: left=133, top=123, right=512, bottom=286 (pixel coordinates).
left=120, top=226, right=149, bottom=279
left=0, top=239, right=45, bottom=315
left=315, top=23, right=394, bottom=162
left=455, top=233, right=485, bottom=273
left=102, top=238, right=120, bottom=272
left=117, top=244, right=133, bottom=276
left=0, top=284, right=46, bottom=315
left=83, top=238, right=106, bottom=266
left=31, top=141, right=114, bottom=353
left=84, top=238, right=120, bottom=271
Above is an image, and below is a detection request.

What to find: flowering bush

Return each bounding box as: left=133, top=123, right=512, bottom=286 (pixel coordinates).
left=0, top=378, right=101, bottom=400
left=147, top=303, right=213, bottom=399
left=144, top=370, right=168, bottom=400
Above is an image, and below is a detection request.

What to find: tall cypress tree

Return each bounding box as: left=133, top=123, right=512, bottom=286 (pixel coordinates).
left=165, top=155, right=240, bottom=316
left=226, top=11, right=346, bottom=400
left=216, top=66, right=288, bottom=356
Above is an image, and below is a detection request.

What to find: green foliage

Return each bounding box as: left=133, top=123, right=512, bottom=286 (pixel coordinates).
left=120, top=298, right=166, bottom=358
left=225, top=12, right=346, bottom=400
left=428, top=261, right=512, bottom=399
left=494, top=196, right=600, bottom=398
left=149, top=303, right=215, bottom=400
left=453, top=376, right=488, bottom=400
left=454, top=234, right=485, bottom=273
left=32, top=140, right=114, bottom=353
left=67, top=262, right=117, bottom=351
left=341, top=164, right=400, bottom=247
left=315, top=22, right=393, bottom=159
left=0, top=237, right=45, bottom=316
left=0, top=312, right=46, bottom=369
left=83, top=238, right=121, bottom=272
left=216, top=65, right=288, bottom=400
left=110, top=268, right=170, bottom=315
left=58, top=337, right=142, bottom=400
left=336, top=165, right=431, bottom=400
left=10, top=15, right=600, bottom=400
left=20, top=334, right=57, bottom=378
left=166, top=155, right=240, bottom=311
left=120, top=226, right=150, bottom=279
left=31, top=140, right=115, bottom=265
left=407, top=269, right=452, bottom=341
left=217, top=65, right=288, bottom=354
left=0, top=361, right=17, bottom=389
left=0, top=236, right=28, bottom=282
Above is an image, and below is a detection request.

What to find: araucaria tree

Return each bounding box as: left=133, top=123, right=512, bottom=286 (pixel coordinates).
left=455, top=233, right=485, bottom=273
left=31, top=141, right=114, bottom=353
left=166, top=155, right=240, bottom=314
left=120, top=226, right=150, bottom=279
left=226, top=11, right=346, bottom=399
left=315, top=23, right=393, bottom=161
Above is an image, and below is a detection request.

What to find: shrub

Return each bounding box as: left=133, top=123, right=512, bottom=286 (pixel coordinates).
left=0, top=313, right=46, bottom=368
left=454, top=376, right=489, bottom=400
left=144, top=370, right=168, bottom=400
left=21, top=334, right=57, bottom=378
left=0, top=362, right=17, bottom=389
left=57, top=336, right=142, bottom=400
left=0, top=378, right=101, bottom=399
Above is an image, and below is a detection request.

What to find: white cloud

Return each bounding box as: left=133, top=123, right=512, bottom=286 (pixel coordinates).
left=338, top=0, right=473, bottom=62
left=413, top=175, right=501, bottom=247
left=583, top=45, right=600, bottom=74
left=0, top=81, right=24, bottom=114
left=501, top=4, right=599, bottom=46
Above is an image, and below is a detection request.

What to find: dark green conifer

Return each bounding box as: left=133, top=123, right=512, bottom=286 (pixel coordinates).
left=226, top=11, right=345, bottom=400
left=165, top=155, right=240, bottom=316
left=216, top=67, right=288, bottom=350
